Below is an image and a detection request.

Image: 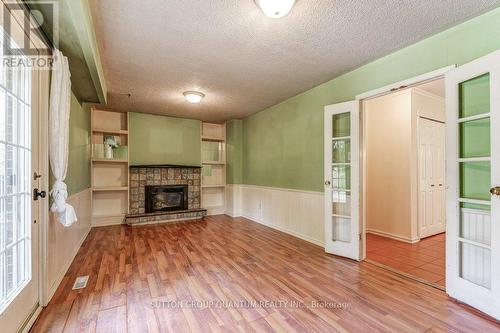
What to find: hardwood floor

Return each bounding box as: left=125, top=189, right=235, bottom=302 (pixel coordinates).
left=31, top=215, right=500, bottom=333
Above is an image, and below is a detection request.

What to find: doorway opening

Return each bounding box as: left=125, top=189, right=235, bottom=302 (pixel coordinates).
left=362, top=78, right=446, bottom=289
left=326, top=54, right=500, bottom=318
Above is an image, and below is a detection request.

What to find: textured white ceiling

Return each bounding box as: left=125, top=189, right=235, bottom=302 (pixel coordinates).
left=89, top=0, right=500, bottom=122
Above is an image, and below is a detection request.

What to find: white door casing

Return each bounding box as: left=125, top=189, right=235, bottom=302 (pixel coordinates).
left=324, top=101, right=360, bottom=260
left=418, top=118, right=446, bottom=238
left=445, top=49, right=500, bottom=320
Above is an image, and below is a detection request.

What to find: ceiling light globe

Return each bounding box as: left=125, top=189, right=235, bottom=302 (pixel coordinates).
left=183, top=91, right=205, bottom=104
left=256, top=0, right=296, bottom=18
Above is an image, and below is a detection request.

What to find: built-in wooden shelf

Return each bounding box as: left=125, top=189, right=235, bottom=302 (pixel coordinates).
left=92, top=158, right=129, bottom=163
left=201, top=136, right=225, bottom=142
left=202, top=161, right=225, bottom=165
left=92, top=129, right=129, bottom=135
left=201, top=122, right=226, bottom=216
left=92, top=186, right=129, bottom=192
left=130, top=164, right=202, bottom=168
left=91, top=107, right=130, bottom=227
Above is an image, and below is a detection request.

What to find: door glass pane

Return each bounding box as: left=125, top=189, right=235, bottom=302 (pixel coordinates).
left=0, top=28, right=32, bottom=311
left=332, top=191, right=350, bottom=216
left=332, top=165, right=350, bottom=190
left=459, top=118, right=490, bottom=158
left=332, top=216, right=351, bottom=243
left=460, top=162, right=490, bottom=201
left=332, top=139, right=350, bottom=163
left=332, top=112, right=350, bottom=138
left=459, top=73, right=490, bottom=118
left=460, top=203, right=491, bottom=246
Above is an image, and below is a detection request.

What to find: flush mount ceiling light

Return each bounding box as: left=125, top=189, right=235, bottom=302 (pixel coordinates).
left=255, top=0, right=296, bottom=18
left=183, top=91, right=205, bottom=104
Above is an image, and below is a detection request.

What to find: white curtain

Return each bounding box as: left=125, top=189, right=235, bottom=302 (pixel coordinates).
left=49, top=49, right=77, bottom=227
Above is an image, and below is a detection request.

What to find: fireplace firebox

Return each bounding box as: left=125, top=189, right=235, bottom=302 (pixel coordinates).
left=145, top=185, right=188, bottom=213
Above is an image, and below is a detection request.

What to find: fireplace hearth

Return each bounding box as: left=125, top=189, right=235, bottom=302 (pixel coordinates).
left=145, top=185, right=188, bottom=213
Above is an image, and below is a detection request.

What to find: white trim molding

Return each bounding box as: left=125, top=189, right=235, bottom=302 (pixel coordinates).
left=355, top=65, right=456, bottom=101
left=366, top=229, right=420, bottom=244
left=227, top=184, right=324, bottom=247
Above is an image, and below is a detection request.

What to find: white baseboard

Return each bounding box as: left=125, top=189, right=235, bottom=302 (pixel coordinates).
left=21, top=305, right=43, bottom=333
left=224, top=211, right=238, bottom=218
left=367, top=228, right=420, bottom=243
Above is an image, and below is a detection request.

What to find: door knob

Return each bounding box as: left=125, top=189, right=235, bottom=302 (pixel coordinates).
left=490, top=187, right=500, bottom=196
left=325, top=180, right=331, bottom=186
left=33, top=188, right=46, bottom=201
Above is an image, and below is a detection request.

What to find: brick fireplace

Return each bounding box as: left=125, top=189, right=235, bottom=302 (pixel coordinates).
left=126, top=165, right=206, bottom=225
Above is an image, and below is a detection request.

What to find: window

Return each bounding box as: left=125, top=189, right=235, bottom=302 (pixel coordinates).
left=0, top=26, right=32, bottom=312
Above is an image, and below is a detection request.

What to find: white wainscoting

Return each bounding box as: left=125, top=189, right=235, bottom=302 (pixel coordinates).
left=44, top=188, right=91, bottom=305
left=459, top=208, right=491, bottom=288
left=226, top=185, right=324, bottom=247
left=225, top=184, right=242, bottom=217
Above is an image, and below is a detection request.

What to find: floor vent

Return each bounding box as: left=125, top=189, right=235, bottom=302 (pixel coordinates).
left=72, top=275, right=89, bottom=290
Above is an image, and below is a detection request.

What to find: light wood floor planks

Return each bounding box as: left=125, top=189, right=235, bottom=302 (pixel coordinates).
left=31, top=215, right=500, bottom=333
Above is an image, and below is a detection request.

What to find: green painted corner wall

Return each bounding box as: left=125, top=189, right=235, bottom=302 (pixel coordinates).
left=129, top=113, right=201, bottom=166
left=241, top=7, right=500, bottom=192
left=226, top=119, right=243, bottom=184
left=54, top=93, right=91, bottom=195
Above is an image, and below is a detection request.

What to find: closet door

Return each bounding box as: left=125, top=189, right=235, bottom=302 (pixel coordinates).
left=419, top=118, right=445, bottom=238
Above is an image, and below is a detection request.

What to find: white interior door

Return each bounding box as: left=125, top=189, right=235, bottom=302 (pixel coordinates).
left=324, top=101, right=360, bottom=260
left=418, top=118, right=446, bottom=238
left=0, top=3, right=42, bottom=332
left=445, top=50, right=500, bottom=320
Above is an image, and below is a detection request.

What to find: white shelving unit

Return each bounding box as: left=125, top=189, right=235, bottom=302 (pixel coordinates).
left=201, top=122, right=226, bottom=215
left=90, top=108, right=129, bottom=226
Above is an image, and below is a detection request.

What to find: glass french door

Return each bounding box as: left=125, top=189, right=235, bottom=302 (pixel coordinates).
left=445, top=50, right=500, bottom=320
left=0, top=2, right=41, bottom=332
left=324, top=101, right=360, bottom=260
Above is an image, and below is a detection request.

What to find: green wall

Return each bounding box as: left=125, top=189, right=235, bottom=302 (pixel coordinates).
left=226, top=120, right=243, bottom=184
left=129, top=112, right=201, bottom=166
left=60, top=94, right=91, bottom=195
left=241, top=7, right=500, bottom=192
